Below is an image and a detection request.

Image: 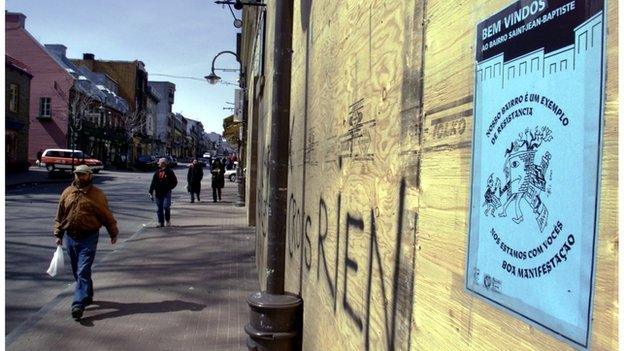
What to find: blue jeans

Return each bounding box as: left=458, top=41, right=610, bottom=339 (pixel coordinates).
left=155, top=191, right=172, bottom=224
left=65, top=232, right=99, bottom=309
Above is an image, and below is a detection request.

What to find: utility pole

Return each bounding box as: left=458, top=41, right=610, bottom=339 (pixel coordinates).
left=245, top=1, right=303, bottom=350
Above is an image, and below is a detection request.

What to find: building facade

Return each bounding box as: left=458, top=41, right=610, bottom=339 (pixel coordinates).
left=185, top=118, right=205, bottom=158
left=6, top=12, right=74, bottom=161
left=48, top=46, right=130, bottom=167
left=148, top=81, right=176, bottom=156
left=172, top=113, right=188, bottom=158
left=145, top=85, right=161, bottom=156
left=71, top=54, right=150, bottom=163
left=5, top=55, right=33, bottom=172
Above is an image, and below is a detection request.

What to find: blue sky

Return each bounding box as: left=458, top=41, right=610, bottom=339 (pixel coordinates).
left=5, top=0, right=242, bottom=134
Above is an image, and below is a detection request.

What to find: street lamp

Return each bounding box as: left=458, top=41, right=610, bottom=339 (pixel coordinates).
left=204, top=50, right=243, bottom=87
left=205, top=50, right=246, bottom=207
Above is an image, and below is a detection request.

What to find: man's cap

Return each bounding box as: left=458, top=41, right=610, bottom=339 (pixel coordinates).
left=74, top=164, right=92, bottom=174
left=158, top=158, right=168, bottom=164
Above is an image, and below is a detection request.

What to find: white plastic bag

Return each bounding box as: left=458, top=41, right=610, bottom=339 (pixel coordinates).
left=46, top=246, right=65, bottom=277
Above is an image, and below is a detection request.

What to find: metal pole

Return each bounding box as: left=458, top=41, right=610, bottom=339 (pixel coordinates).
left=246, top=1, right=303, bottom=350
left=236, top=94, right=248, bottom=207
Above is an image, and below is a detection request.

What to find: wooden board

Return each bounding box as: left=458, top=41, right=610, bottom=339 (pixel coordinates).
left=247, top=0, right=618, bottom=349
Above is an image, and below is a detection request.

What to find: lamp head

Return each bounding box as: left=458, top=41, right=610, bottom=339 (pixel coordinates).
left=205, top=72, right=222, bottom=85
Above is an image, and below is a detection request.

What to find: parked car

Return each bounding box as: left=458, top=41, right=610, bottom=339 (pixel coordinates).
left=220, top=161, right=238, bottom=182
left=40, top=149, right=103, bottom=175
left=225, top=168, right=237, bottom=182
left=135, top=155, right=157, bottom=171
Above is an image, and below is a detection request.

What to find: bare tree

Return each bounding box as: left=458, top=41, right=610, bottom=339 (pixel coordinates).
left=68, top=90, right=99, bottom=170
left=120, top=109, right=148, bottom=162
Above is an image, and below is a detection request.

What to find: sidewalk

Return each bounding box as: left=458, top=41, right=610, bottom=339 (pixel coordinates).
left=6, top=183, right=258, bottom=351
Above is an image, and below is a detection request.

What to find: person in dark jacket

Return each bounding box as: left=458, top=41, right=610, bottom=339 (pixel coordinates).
left=211, top=158, right=225, bottom=202
left=187, top=158, right=204, bottom=203
left=149, top=158, right=178, bottom=227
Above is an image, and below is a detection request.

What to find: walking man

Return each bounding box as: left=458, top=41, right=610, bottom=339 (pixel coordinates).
left=187, top=158, right=204, bottom=203
left=211, top=158, right=225, bottom=202
left=36, top=149, right=43, bottom=166
left=53, top=164, right=118, bottom=320
left=149, top=158, right=178, bottom=226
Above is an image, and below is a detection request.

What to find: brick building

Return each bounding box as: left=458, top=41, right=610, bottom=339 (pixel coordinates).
left=6, top=12, right=74, bottom=161
left=5, top=55, right=33, bottom=172
left=5, top=12, right=130, bottom=167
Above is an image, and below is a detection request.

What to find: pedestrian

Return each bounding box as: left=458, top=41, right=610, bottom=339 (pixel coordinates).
left=36, top=149, right=43, bottom=166
left=187, top=158, right=204, bottom=203
left=53, top=164, right=118, bottom=321
left=211, top=158, right=225, bottom=202
left=149, top=158, right=178, bottom=227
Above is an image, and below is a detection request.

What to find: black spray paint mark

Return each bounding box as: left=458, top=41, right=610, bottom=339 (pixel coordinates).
left=317, top=197, right=336, bottom=302
left=343, top=213, right=364, bottom=331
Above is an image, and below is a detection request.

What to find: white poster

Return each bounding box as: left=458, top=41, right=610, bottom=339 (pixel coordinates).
left=466, top=1, right=606, bottom=349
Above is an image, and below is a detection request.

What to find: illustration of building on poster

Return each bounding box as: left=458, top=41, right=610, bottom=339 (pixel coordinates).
left=466, top=0, right=605, bottom=349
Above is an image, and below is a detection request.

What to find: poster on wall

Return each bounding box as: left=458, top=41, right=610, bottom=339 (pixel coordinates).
left=466, top=0, right=605, bottom=349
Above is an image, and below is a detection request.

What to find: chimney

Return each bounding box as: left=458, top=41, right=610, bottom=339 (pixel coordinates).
left=6, top=12, right=26, bottom=29
left=44, top=44, right=67, bottom=59
left=83, top=53, right=95, bottom=60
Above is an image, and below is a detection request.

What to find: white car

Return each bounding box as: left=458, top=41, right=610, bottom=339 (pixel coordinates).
left=224, top=168, right=237, bottom=182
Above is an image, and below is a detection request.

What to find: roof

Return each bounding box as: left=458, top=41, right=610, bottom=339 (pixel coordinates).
left=5, top=55, right=33, bottom=77
left=76, top=66, right=130, bottom=114
left=43, top=45, right=130, bottom=114
left=6, top=14, right=74, bottom=82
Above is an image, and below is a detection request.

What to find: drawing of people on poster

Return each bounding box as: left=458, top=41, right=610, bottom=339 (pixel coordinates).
left=466, top=0, right=605, bottom=349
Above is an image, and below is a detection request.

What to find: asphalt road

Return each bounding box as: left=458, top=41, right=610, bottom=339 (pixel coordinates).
left=5, top=167, right=193, bottom=335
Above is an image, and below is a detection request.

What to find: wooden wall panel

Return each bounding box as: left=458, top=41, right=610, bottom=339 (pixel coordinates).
left=251, top=0, right=618, bottom=349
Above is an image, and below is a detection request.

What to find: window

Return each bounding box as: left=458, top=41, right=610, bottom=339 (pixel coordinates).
left=8, top=84, right=19, bottom=113
left=39, top=97, right=51, bottom=117
left=6, top=132, right=17, bottom=161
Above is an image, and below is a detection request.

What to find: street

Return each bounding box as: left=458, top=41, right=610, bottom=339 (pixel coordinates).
left=5, top=167, right=194, bottom=335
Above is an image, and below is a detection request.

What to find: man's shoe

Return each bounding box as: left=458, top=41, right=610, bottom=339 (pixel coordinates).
left=71, top=306, right=83, bottom=320
left=166, top=221, right=171, bottom=227
left=157, top=223, right=164, bottom=228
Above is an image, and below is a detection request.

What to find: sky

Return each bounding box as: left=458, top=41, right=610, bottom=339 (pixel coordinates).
left=5, top=0, right=243, bottom=134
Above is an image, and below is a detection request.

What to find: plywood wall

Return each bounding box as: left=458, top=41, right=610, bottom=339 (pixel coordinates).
left=250, top=0, right=618, bottom=349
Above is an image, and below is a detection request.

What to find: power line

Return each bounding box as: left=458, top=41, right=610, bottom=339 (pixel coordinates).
left=151, top=72, right=240, bottom=82
left=150, top=74, right=205, bottom=81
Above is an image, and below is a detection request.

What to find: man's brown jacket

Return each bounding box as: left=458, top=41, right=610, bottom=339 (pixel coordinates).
left=54, top=181, right=119, bottom=240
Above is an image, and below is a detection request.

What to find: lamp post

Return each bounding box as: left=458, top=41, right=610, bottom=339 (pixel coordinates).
left=205, top=50, right=246, bottom=207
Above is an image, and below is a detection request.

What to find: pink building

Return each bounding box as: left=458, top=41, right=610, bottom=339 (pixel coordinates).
left=6, top=12, right=74, bottom=163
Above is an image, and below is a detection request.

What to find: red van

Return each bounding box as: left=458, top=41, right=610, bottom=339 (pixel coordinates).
left=40, top=149, right=103, bottom=174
